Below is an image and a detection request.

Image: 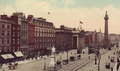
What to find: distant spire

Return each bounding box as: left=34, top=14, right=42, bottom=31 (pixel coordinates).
left=106, top=11, right=107, bottom=15
left=24, top=14, right=26, bottom=19
left=95, top=30, right=96, bottom=33
left=100, top=28, right=101, bottom=33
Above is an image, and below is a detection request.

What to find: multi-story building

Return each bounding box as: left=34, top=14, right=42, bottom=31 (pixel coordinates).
left=0, top=15, right=21, bottom=53
left=34, top=17, right=55, bottom=56
left=12, top=12, right=28, bottom=58
left=0, top=19, right=11, bottom=54
left=55, top=25, right=85, bottom=52
left=27, top=15, right=35, bottom=58
left=20, top=19, right=28, bottom=58
left=11, top=22, right=20, bottom=52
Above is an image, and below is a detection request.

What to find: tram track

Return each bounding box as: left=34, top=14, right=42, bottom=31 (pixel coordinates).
left=58, top=49, right=109, bottom=71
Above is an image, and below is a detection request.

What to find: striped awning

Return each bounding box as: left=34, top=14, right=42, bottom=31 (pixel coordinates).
left=14, top=51, right=24, bottom=57
left=1, top=54, right=14, bottom=59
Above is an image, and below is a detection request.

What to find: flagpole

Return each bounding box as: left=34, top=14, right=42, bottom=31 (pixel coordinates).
left=47, top=12, right=49, bottom=22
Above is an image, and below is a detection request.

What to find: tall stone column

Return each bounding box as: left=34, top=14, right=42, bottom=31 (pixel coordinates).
left=103, top=11, right=109, bottom=47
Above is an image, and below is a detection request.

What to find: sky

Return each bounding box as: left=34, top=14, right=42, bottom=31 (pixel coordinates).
left=0, top=0, right=120, bottom=34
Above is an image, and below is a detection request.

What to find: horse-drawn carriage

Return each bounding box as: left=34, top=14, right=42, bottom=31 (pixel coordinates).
left=62, top=59, right=69, bottom=65
left=8, top=63, right=18, bottom=69
left=105, top=62, right=110, bottom=69
left=56, top=60, right=61, bottom=67
left=69, top=56, right=76, bottom=61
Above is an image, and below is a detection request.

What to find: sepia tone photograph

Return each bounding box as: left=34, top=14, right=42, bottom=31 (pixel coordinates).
left=0, top=0, right=120, bottom=71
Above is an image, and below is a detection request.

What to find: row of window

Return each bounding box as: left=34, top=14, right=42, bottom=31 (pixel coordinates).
left=12, top=38, right=19, bottom=44
left=35, top=39, right=55, bottom=42
left=36, top=33, right=55, bottom=37
left=1, top=31, right=20, bottom=37
left=35, top=44, right=55, bottom=49
left=33, top=19, right=53, bottom=27
left=21, top=31, right=27, bottom=37
left=1, top=46, right=10, bottom=52
left=2, top=31, right=10, bottom=36
left=13, top=32, right=19, bottom=37
left=21, top=24, right=28, bottom=29
left=2, top=24, right=10, bottom=29
left=12, top=46, right=19, bottom=52
left=12, top=26, right=19, bottom=30
left=1, top=38, right=19, bottom=44
left=2, top=25, right=20, bottom=30
left=21, top=39, right=28, bottom=46
left=1, top=38, right=10, bottom=44
left=36, top=28, right=55, bottom=33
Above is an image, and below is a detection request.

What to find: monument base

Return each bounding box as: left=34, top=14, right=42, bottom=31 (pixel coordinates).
left=103, top=39, right=110, bottom=47
left=46, top=67, right=56, bottom=71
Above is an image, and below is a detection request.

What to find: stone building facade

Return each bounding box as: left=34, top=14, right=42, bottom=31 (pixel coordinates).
left=34, top=17, right=55, bottom=56
left=55, top=25, right=85, bottom=52
left=12, top=12, right=28, bottom=58
left=0, top=19, right=11, bottom=54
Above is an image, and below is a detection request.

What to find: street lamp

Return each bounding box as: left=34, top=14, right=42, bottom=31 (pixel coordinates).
left=94, top=50, right=101, bottom=71
left=43, top=57, right=46, bottom=70
left=67, top=44, right=69, bottom=63
left=64, top=44, right=69, bottom=63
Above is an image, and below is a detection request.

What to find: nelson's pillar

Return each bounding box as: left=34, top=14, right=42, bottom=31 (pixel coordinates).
left=103, top=11, right=109, bottom=47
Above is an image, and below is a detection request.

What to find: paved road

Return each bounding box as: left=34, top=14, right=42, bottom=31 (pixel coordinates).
left=0, top=47, right=115, bottom=71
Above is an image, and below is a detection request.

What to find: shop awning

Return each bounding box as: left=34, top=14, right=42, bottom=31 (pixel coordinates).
left=1, top=54, right=14, bottom=59
left=14, top=51, right=24, bottom=57
left=6, top=54, right=14, bottom=59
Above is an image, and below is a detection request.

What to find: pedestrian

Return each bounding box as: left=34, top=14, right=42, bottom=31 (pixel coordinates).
left=114, top=52, right=115, bottom=55
left=89, top=56, right=90, bottom=59
left=3, top=69, right=5, bottom=71
left=108, top=56, right=110, bottom=59
left=83, top=51, right=84, bottom=54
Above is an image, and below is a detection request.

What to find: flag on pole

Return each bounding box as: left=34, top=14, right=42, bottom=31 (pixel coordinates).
left=80, top=21, right=83, bottom=24
left=48, top=12, right=50, bottom=14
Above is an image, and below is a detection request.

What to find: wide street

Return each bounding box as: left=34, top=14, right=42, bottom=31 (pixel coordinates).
left=1, top=46, right=118, bottom=71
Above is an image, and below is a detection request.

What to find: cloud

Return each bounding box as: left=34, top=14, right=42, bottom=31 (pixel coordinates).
left=60, top=0, right=75, bottom=5
left=0, top=5, right=15, bottom=16
left=0, top=0, right=120, bottom=34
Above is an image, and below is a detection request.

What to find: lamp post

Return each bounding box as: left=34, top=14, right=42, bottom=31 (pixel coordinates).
left=67, top=44, right=68, bottom=63
left=94, top=50, right=101, bottom=71
left=98, top=54, right=101, bottom=71
left=43, top=57, right=46, bottom=70
left=64, top=43, right=69, bottom=63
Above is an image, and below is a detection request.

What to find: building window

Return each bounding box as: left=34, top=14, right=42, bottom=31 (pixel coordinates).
left=13, top=26, right=15, bottom=30
left=36, top=45, right=37, bottom=48
left=36, top=39, right=37, bottom=42
left=13, top=46, right=15, bottom=52
left=2, top=24, right=4, bottom=28
left=13, top=38, right=15, bottom=44
left=17, top=26, right=19, bottom=30
left=17, top=39, right=19, bottom=44
left=17, top=46, right=19, bottom=51
left=13, top=32, right=15, bottom=37
left=7, top=38, right=9, bottom=43
left=2, top=30, right=4, bottom=35
left=7, top=46, right=10, bottom=52
left=59, top=34, right=61, bottom=37
left=2, top=38, right=4, bottom=44
left=36, top=28, right=37, bottom=32
left=7, top=31, right=9, bottom=36
left=2, top=46, right=4, bottom=52
left=17, top=32, right=19, bottom=37
left=7, top=25, right=9, bottom=29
